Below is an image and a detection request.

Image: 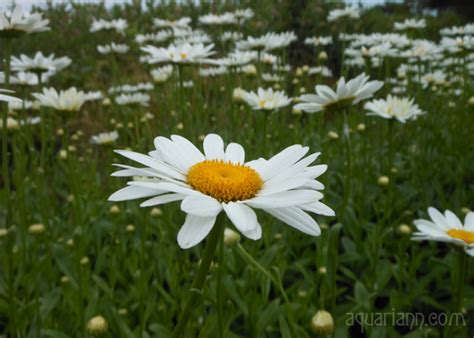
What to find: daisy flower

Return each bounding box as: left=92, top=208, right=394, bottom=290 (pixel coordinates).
left=153, top=17, right=191, bottom=29
left=0, top=6, right=50, bottom=38
left=115, top=93, right=150, bottom=107
left=0, top=88, right=22, bottom=104
left=413, top=207, right=474, bottom=256
left=294, top=73, right=383, bottom=113
left=198, top=13, right=237, bottom=26
left=11, top=52, right=71, bottom=74
left=109, top=134, right=334, bottom=249
left=32, top=87, right=86, bottom=112
left=90, top=18, right=128, bottom=35
left=394, top=18, right=426, bottom=31
left=141, top=43, right=215, bottom=65
left=327, top=7, right=360, bottom=22
left=90, top=131, right=119, bottom=145
left=240, top=88, right=292, bottom=111
left=97, top=43, right=129, bottom=55
left=365, top=95, right=425, bottom=123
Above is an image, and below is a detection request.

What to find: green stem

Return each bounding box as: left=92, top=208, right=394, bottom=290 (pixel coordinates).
left=2, top=37, right=12, bottom=227
left=235, top=244, right=297, bottom=336
left=170, top=220, right=224, bottom=338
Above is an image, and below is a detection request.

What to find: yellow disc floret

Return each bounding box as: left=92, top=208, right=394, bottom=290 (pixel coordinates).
left=187, top=160, right=263, bottom=203
left=447, top=229, right=474, bottom=244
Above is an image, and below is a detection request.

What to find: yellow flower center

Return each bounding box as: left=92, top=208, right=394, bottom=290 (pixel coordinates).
left=258, top=99, right=266, bottom=108
left=187, top=160, right=263, bottom=203
left=180, top=52, right=188, bottom=59
left=447, top=229, right=474, bottom=244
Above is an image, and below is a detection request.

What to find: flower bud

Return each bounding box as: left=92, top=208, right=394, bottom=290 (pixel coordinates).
left=150, top=207, right=162, bottom=217
left=398, top=224, right=412, bottom=235
left=311, top=310, right=334, bottom=335
left=223, top=228, right=240, bottom=246
left=356, top=123, right=366, bottom=131
left=328, top=131, right=339, bottom=140
left=109, top=205, right=120, bottom=214
left=377, top=176, right=389, bottom=186
left=86, top=315, right=108, bottom=335
left=318, top=51, right=328, bottom=61
left=28, top=223, right=46, bottom=235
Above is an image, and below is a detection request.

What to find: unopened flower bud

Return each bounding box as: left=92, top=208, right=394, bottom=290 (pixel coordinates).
left=311, top=310, right=334, bottom=334
left=86, top=315, right=108, bottom=335
left=223, top=228, right=240, bottom=246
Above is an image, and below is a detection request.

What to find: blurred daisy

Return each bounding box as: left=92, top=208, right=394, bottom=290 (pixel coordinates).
left=97, top=43, right=129, bottom=55
left=241, top=88, right=292, bottom=111
left=294, top=73, right=383, bottom=113
left=115, top=93, right=150, bottom=107
left=11, top=52, right=71, bottom=74
left=327, top=7, right=360, bottom=22
left=413, top=207, right=474, bottom=256
left=199, top=13, right=236, bottom=26
left=90, top=18, right=128, bottom=35
left=0, top=88, right=21, bottom=103
left=154, top=17, right=191, bottom=29
left=304, top=36, right=333, bottom=47
left=365, top=95, right=425, bottom=123
left=141, top=43, right=215, bottom=65
left=0, top=6, right=49, bottom=38
left=151, top=65, right=173, bottom=83
left=233, top=8, right=254, bottom=22
left=109, top=133, right=333, bottom=249
left=236, top=32, right=297, bottom=52
left=91, top=131, right=119, bottom=145
left=394, top=18, right=426, bottom=31
left=32, top=87, right=86, bottom=112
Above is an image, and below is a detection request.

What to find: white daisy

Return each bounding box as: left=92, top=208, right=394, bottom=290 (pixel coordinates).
left=109, top=134, right=334, bottom=249
left=115, top=93, right=150, bottom=107
left=240, top=88, right=292, bottom=111
left=11, top=52, right=71, bottom=74
left=365, top=95, right=425, bottom=123
left=0, top=88, right=21, bottom=104
left=394, top=18, right=426, bottom=31
left=141, top=43, right=215, bottom=65
left=294, top=73, right=383, bottom=113
left=97, top=43, right=129, bottom=55
left=153, top=17, right=191, bottom=29
left=413, top=207, right=474, bottom=256
left=90, top=18, right=128, bottom=35
left=32, top=87, right=86, bottom=112
left=90, top=131, right=119, bottom=145
left=327, top=7, right=360, bottom=22
left=0, top=6, right=49, bottom=38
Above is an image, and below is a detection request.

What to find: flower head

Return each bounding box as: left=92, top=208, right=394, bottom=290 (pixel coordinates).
left=0, top=6, right=49, bottom=38
left=413, top=207, right=474, bottom=256
left=109, top=134, right=333, bottom=249
left=294, top=73, right=383, bottom=113
left=327, top=6, right=360, bottom=22
left=11, top=52, right=71, bottom=74
left=240, top=88, right=292, bottom=111
left=32, top=87, right=86, bottom=112
left=365, top=95, right=425, bottom=123
left=141, top=43, right=215, bottom=65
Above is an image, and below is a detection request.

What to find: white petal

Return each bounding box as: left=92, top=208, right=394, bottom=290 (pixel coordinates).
left=108, top=185, right=162, bottom=201
left=181, top=195, right=222, bottom=217
left=263, top=207, right=321, bottom=236
left=177, top=214, right=216, bottom=249
left=203, top=133, right=225, bottom=160
left=428, top=207, right=451, bottom=230
left=140, top=193, right=186, bottom=207
left=301, top=201, right=335, bottom=216
left=223, top=202, right=261, bottom=240
left=248, top=190, right=323, bottom=209
left=225, top=143, right=245, bottom=164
